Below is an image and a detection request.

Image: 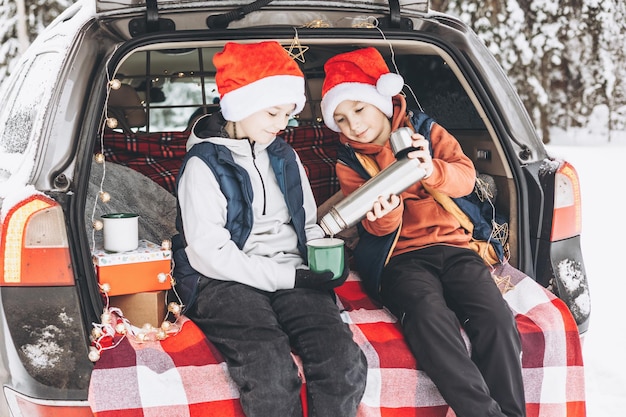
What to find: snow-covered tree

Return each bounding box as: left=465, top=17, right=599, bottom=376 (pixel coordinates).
left=432, top=0, right=626, bottom=142
left=0, top=0, right=21, bottom=81
left=0, top=0, right=71, bottom=82
left=1, top=0, right=624, bottom=142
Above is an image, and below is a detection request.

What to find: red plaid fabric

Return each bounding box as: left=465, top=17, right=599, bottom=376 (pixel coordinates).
left=100, top=125, right=341, bottom=203
left=281, top=125, right=341, bottom=204
left=88, top=263, right=586, bottom=417
left=101, top=131, right=189, bottom=194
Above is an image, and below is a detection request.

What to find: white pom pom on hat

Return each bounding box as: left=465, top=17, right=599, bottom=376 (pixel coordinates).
left=320, top=47, right=404, bottom=132
left=377, top=72, right=404, bottom=97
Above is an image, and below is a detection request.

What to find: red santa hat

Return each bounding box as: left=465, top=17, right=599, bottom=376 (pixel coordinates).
left=213, top=41, right=306, bottom=121
left=321, top=47, right=404, bottom=132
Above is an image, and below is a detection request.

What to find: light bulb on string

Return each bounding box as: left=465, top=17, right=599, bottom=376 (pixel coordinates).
left=157, top=272, right=168, bottom=283
left=88, top=346, right=101, bottom=362
left=106, top=117, right=118, bottom=129
left=101, top=311, right=112, bottom=325
left=109, top=79, right=122, bottom=90
left=115, top=322, right=127, bottom=334
left=99, top=191, right=111, bottom=203
left=93, top=220, right=104, bottom=231
left=168, top=302, right=182, bottom=316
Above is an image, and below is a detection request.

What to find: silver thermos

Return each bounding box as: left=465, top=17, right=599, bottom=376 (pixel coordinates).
left=320, top=127, right=427, bottom=236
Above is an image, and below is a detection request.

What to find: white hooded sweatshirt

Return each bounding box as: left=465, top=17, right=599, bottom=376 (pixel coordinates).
left=177, top=130, right=324, bottom=292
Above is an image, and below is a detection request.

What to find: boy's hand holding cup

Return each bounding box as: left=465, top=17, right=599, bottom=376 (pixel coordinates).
left=295, top=237, right=348, bottom=290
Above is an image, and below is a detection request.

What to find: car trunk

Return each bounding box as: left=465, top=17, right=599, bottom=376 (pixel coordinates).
left=85, top=38, right=521, bottom=317
left=94, top=0, right=430, bottom=15
left=61, top=0, right=590, bottom=337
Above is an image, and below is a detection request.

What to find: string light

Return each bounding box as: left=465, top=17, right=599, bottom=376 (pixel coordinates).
left=109, top=79, right=122, bottom=90
left=88, top=72, right=186, bottom=363
left=106, top=117, right=119, bottom=129
left=157, top=272, right=168, bottom=283
left=303, top=19, right=330, bottom=28
left=167, top=302, right=182, bottom=316
left=89, top=281, right=185, bottom=362
left=99, top=191, right=111, bottom=203
left=90, top=73, right=121, bottom=254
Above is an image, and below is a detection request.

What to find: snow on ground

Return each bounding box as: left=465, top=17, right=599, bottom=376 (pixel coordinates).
left=547, top=126, right=626, bottom=417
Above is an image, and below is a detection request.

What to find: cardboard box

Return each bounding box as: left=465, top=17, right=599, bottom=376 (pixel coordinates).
left=109, top=291, right=167, bottom=328
left=93, top=239, right=172, bottom=296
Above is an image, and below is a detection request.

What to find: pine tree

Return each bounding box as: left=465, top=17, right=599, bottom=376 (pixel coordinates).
left=432, top=0, right=626, bottom=143
left=584, top=0, right=626, bottom=140
left=0, top=0, right=72, bottom=83
left=0, top=0, right=20, bottom=81
left=1, top=0, right=625, bottom=139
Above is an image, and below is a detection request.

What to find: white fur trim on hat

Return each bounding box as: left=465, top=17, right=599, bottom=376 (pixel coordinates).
left=219, top=74, right=305, bottom=122
left=321, top=82, right=394, bottom=132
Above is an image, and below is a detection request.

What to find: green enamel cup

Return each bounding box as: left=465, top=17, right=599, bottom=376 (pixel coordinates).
left=307, top=237, right=345, bottom=279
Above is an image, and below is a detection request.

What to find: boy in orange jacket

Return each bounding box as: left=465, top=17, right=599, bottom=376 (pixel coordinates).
left=321, top=47, right=526, bottom=417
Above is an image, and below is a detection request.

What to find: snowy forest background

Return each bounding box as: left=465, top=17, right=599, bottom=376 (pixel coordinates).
left=0, top=0, right=625, bottom=144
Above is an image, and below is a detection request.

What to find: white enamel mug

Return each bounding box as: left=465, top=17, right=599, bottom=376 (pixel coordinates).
left=101, top=213, right=139, bottom=252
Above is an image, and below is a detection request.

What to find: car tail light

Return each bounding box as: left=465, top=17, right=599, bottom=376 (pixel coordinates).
left=0, top=194, right=74, bottom=286
left=550, top=161, right=582, bottom=241
left=4, top=387, right=93, bottom=417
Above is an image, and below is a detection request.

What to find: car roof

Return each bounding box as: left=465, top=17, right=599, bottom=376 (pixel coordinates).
left=94, top=0, right=430, bottom=15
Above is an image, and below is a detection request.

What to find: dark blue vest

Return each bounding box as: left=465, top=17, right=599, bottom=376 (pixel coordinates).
left=337, top=110, right=505, bottom=300
left=171, top=137, right=308, bottom=309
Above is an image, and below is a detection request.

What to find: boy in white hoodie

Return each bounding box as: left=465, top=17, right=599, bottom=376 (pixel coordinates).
left=172, top=41, right=366, bottom=417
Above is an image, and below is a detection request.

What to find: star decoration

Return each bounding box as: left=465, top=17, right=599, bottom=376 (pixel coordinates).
left=491, top=220, right=509, bottom=247
left=492, top=274, right=515, bottom=294
left=285, top=34, right=309, bottom=63
left=474, top=176, right=494, bottom=202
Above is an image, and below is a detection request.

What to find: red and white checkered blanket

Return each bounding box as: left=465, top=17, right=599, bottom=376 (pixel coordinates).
left=88, top=263, right=586, bottom=417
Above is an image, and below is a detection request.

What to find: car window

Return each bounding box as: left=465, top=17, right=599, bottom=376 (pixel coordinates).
left=115, top=48, right=220, bottom=132
left=147, top=76, right=219, bottom=131
left=0, top=52, right=63, bottom=184
left=114, top=47, right=486, bottom=133
left=400, top=55, right=486, bottom=130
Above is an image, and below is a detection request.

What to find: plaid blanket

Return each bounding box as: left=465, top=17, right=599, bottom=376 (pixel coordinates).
left=101, top=130, right=189, bottom=195
left=88, top=263, right=586, bottom=417
left=101, top=125, right=340, bottom=203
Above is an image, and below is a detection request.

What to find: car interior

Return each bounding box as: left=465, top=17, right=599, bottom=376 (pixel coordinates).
left=90, top=40, right=518, bottom=268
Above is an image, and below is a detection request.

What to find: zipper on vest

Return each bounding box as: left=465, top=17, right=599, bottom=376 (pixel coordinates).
left=249, top=140, right=267, bottom=215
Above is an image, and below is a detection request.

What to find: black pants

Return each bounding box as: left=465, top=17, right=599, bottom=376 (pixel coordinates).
left=380, top=245, right=526, bottom=417
left=188, top=278, right=367, bottom=417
